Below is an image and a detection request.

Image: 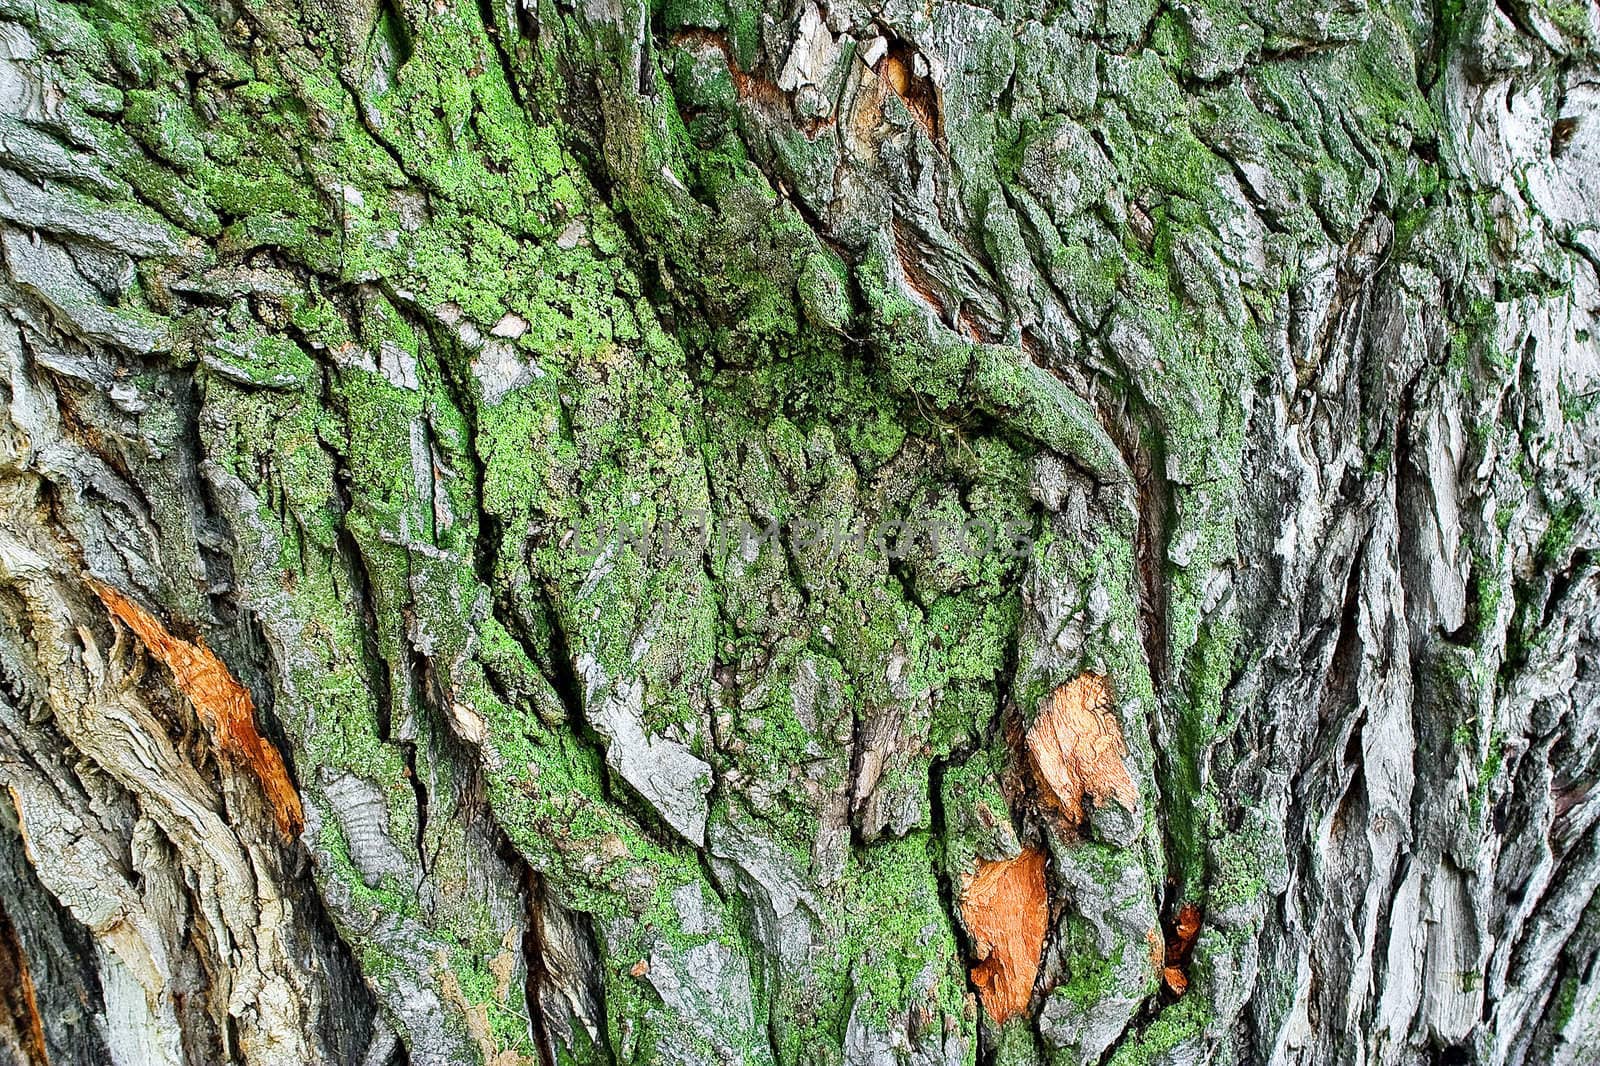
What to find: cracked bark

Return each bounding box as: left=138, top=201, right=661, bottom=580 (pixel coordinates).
left=1, top=0, right=1598, bottom=1064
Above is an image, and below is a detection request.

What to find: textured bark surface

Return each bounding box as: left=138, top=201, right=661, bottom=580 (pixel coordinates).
left=1, top=0, right=1598, bottom=1064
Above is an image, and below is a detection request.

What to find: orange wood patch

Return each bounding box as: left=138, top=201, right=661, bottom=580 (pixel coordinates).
left=1145, top=926, right=1165, bottom=970
left=960, top=847, right=1048, bottom=1023
left=88, top=580, right=304, bottom=838
left=875, top=45, right=940, bottom=138
left=1163, top=965, right=1188, bottom=995
left=1173, top=903, right=1202, bottom=951
left=1026, top=674, right=1138, bottom=830
left=1161, top=902, right=1202, bottom=996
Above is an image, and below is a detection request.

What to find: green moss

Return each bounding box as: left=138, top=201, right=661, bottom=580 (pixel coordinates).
left=123, top=87, right=206, bottom=170
left=1207, top=826, right=1269, bottom=915
left=1105, top=993, right=1210, bottom=1066
left=1538, top=501, right=1585, bottom=566
left=317, top=816, right=422, bottom=923
left=452, top=947, right=537, bottom=1057
left=1056, top=917, right=1127, bottom=1008
left=1552, top=974, right=1580, bottom=1031
left=1469, top=731, right=1506, bottom=825
left=838, top=831, right=968, bottom=1029
left=992, top=1021, right=1043, bottom=1066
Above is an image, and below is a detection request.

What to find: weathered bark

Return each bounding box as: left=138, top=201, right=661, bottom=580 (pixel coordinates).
left=0, top=0, right=1597, bottom=1064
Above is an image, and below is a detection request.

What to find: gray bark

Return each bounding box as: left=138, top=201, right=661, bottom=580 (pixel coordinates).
left=0, top=0, right=1597, bottom=1064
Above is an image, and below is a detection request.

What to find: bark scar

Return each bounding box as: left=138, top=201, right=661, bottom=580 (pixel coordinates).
left=959, top=846, right=1048, bottom=1023
left=1160, top=902, right=1202, bottom=995
left=87, top=579, right=305, bottom=838
left=875, top=42, right=941, bottom=139
left=1025, top=673, right=1139, bottom=830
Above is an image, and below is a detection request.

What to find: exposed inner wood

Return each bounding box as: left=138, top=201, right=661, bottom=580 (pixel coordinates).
left=1025, top=674, right=1139, bottom=830
left=876, top=42, right=940, bottom=138
left=1161, top=902, right=1202, bottom=995
left=88, top=579, right=305, bottom=838
left=959, top=846, right=1048, bottom=1023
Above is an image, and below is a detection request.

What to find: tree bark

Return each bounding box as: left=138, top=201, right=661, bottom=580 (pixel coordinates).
left=0, top=0, right=1597, bottom=1064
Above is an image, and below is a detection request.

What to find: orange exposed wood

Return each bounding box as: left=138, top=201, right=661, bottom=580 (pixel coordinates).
left=1173, top=902, right=1202, bottom=949
left=875, top=43, right=940, bottom=138
left=1026, top=674, right=1138, bottom=830
left=960, top=847, right=1048, bottom=1023
left=1163, top=965, right=1188, bottom=994
left=1145, top=927, right=1165, bottom=969
left=88, top=580, right=304, bottom=838
left=1161, top=902, right=1202, bottom=996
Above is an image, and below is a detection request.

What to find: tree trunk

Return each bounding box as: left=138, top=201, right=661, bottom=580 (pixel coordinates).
left=0, top=0, right=1596, bottom=1063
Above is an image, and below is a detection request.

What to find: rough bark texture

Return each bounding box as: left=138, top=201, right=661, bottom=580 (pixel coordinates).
left=1, top=0, right=1598, bottom=1064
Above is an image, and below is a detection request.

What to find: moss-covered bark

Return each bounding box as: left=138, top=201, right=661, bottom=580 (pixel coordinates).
left=1, top=0, right=1598, bottom=1063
